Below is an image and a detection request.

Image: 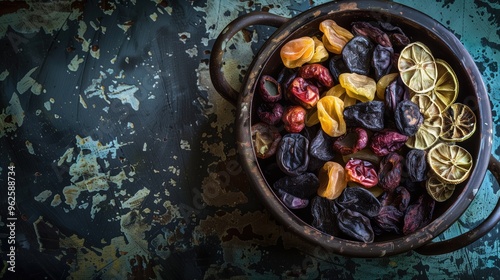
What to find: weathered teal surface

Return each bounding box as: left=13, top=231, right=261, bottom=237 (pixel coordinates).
left=0, top=0, right=498, bottom=279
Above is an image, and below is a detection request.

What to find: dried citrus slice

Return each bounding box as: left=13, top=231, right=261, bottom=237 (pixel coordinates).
left=427, top=142, right=473, bottom=184
left=426, top=173, right=457, bottom=202
left=406, top=94, right=443, bottom=150
left=440, top=103, right=477, bottom=142
left=398, top=42, right=437, bottom=93
left=430, top=59, right=459, bottom=112
left=376, top=73, right=398, bottom=100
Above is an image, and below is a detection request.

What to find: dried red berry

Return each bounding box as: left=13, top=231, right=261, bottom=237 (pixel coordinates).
left=345, top=158, right=378, bottom=188
left=259, top=75, right=282, bottom=102
left=298, top=63, right=334, bottom=88
left=282, top=105, right=307, bottom=133
left=287, top=77, right=320, bottom=109
left=370, top=129, right=408, bottom=157
left=332, top=127, right=369, bottom=155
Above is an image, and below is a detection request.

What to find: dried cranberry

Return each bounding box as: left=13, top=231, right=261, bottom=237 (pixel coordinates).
left=258, top=75, right=282, bottom=102
left=257, top=102, right=284, bottom=126
left=287, top=77, right=320, bottom=109
left=345, top=158, right=378, bottom=188
left=333, top=127, right=369, bottom=155
left=370, top=129, right=408, bottom=157
left=282, top=105, right=306, bottom=133
left=298, top=63, right=334, bottom=88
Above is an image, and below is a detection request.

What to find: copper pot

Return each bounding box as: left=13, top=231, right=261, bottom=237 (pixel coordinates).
left=210, top=0, right=500, bottom=257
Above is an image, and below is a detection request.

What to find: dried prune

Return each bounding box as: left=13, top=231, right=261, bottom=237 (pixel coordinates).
left=273, top=172, right=319, bottom=198
left=393, top=186, right=411, bottom=212
left=405, top=149, right=427, bottom=182
left=403, top=194, right=435, bottom=235
left=282, top=105, right=306, bottom=133
left=372, top=205, right=404, bottom=235
left=328, top=54, right=349, bottom=84
left=257, top=102, right=284, bottom=125
left=258, top=75, right=282, bottom=102
left=277, top=189, right=309, bottom=209
left=394, top=100, right=423, bottom=136
left=311, top=196, right=340, bottom=235
left=317, top=161, right=347, bottom=200
left=372, top=44, right=394, bottom=80
left=309, top=129, right=335, bottom=161
left=333, top=127, right=369, bottom=155
left=251, top=122, right=282, bottom=159
left=317, top=96, right=346, bottom=137
left=336, top=187, right=381, bottom=217
left=287, top=77, right=320, bottom=109
left=342, top=35, right=373, bottom=76
left=345, top=159, right=379, bottom=188
left=370, top=129, right=408, bottom=157
left=319, top=19, right=354, bottom=54
left=385, top=76, right=409, bottom=116
left=338, top=209, right=374, bottom=243
left=299, top=63, right=334, bottom=88
left=352, top=21, right=392, bottom=48
left=343, top=101, right=385, bottom=131
left=276, top=133, right=309, bottom=176
left=378, top=152, right=403, bottom=192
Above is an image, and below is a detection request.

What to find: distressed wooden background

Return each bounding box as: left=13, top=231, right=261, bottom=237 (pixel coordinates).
left=0, top=0, right=499, bottom=279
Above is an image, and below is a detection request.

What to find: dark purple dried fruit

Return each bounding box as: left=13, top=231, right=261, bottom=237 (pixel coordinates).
left=370, top=129, right=408, bottom=157
left=328, top=54, right=349, bottom=84
left=258, top=75, right=282, bottom=102
left=333, top=127, right=369, bottom=155
left=338, top=209, right=374, bottom=243
left=352, top=21, right=392, bottom=48
left=299, top=63, right=334, bottom=88
left=251, top=122, right=282, bottom=159
left=345, top=158, right=379, bottom=188
left=394, top=100, right=423, bottom=136
left=277, top=189, right=309, bottom=209
left=276, top=133, right=310, bottom=176
left=403, top=194, right=435, bottom=235
left=257, top=102, right=284, bottom=126
left=372, top=205, right=404, bottom=235
left=343, top=101, right=385, bottom=131
left=405, top=149, right=427, bottom=182
left=385, top=76, right=409, bottom=116
left=309, top=129, right=335, bottom=162
left=336, top=187, right=381, bottom=217
left=287, top=77, right=320, bottom=109
left=378, top=152, right=403, bottom=192
left=282, top=105, right=307, bottom=133
left=342, top=35, right=373, bottom=76
left=273, top=172, right=319, bottom=199
left=311, top=196, right=340, bottom=235
left=372, top=44, right=394, bottom=80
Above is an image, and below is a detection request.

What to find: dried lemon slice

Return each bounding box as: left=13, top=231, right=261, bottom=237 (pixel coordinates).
left=430, top=59, right=459, bottom=112
left=406, top=94, right=443, bottom=150
left=426, top=173, right=457, bottom=202
left=398, top=42, right=437, bottom=93
left=427, top=142, right=473, bottom=184
left=440, top=103, right=477, bottom=142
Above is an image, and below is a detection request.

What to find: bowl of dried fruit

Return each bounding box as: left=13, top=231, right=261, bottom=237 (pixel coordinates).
left=210, top=0, right=500, bottom=257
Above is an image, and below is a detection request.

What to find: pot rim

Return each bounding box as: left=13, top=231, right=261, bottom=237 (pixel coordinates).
left=235, top=0, right=493, bottom=257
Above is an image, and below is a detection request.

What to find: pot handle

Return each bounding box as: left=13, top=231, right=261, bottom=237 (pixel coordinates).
left=415, top=154, right=500, bottom=255
left=209, top=12, right=288, bottom=105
